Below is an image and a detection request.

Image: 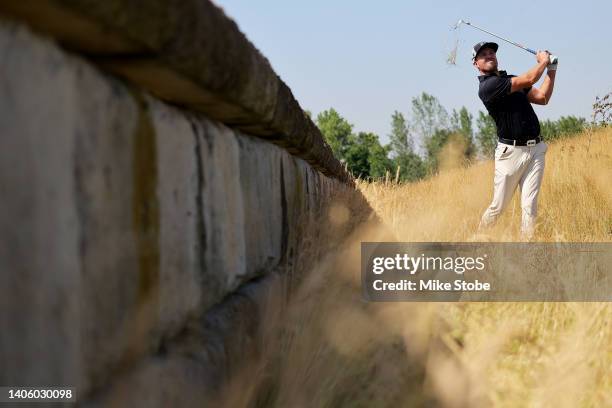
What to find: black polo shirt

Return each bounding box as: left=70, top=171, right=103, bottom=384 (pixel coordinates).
left=478, top=70, right=540, bottom=140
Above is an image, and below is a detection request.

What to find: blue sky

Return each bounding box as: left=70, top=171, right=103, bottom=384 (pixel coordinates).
left=216, top=0, right=611, bottom=144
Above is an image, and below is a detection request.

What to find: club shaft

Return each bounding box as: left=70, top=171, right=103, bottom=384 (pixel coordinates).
left=465, top=22, right=536, bottom=55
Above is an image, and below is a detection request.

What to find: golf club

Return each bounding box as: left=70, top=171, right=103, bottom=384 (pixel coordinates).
left=454, top=19, right=558, bottom=65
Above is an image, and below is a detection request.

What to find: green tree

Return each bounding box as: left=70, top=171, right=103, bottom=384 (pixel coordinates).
left=451, top=107, right=473, bottom=138
left=556, top=116, right=586, bottom=138
left=475, top=110, right=497, bottom=158
left=369, top=143, right=394, bottom=179
left=450, top=106, right=476, bottom=159
left=540, top=115, right=586, bottom=141
left=424, top=128, right=474, bottom=174
left=344, top=132, right=393, bottom=180
left=393, top=152, right=426, bottom=182
left=424, top=128, right=452, bottom=172
left=539, top=119, right=559, bottom=141
left=389, top=111, right=413, bottom=156
left=387, top=111, right=425, bottom=182
left=316, top=108, right=353, bottom=159
left=411, top=92, right=450, bottom=148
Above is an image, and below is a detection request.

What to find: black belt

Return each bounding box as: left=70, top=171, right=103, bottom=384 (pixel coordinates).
left=498, top=136, right=542, bottom=146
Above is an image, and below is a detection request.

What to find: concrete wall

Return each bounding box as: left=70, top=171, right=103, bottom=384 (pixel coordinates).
left=0, top=0, right=350, bottom=182
left=0, top=16, right=365, bottom=405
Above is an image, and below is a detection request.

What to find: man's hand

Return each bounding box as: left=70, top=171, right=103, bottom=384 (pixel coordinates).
left=548, top=61, right=558, bottom=71
left=536, top=50, right=551, bottom=65
left=511, top=51, right=550, bottom=92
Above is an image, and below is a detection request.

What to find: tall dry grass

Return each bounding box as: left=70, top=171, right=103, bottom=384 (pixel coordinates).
left=225, top=128, right=611, bottom=407
left=358, top=128, right=611, bottom=242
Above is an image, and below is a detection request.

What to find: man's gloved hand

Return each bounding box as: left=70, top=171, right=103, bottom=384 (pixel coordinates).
left=545, top=50, right=558, bottom=71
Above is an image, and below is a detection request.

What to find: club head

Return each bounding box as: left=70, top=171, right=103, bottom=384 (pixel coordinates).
left=452, top=19, right=465, bottom=30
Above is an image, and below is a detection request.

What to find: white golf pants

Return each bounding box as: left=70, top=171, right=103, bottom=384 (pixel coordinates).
left=479, top=141, right=548, bottom=238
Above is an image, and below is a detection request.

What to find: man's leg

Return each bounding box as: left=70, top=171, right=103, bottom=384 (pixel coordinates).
left=479, top=145, right=525, bottom=230
left=518, top=142, right=548, bottom=238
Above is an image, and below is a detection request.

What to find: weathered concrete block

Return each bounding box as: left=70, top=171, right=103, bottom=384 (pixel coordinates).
left=72, top=56, right=144, bottom=394
left=0, top=20, right=82, bottom=390
left=85, top=270, right=287, bottom=408
left=148, top=96, right=202, bottom=338
left=194, top=118, right=247, bottom=299
left=236, top=134, right=284, bottom=278
left=84, top=356, right=213, bottom=408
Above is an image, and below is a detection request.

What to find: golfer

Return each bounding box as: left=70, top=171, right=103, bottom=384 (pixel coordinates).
left=473, top=41, right=557, bottom=239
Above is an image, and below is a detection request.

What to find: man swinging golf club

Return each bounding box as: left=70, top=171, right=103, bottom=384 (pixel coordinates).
left=473, top=41, right=557, bottom=238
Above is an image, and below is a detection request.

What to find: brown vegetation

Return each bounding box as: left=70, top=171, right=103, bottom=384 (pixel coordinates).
left=223, top=128, right=611, bottom=407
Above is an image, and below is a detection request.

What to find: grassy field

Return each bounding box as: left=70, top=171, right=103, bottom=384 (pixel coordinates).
left=228, top=128, right=611, bottom=407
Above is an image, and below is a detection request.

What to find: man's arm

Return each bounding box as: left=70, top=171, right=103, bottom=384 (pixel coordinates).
left=510, top=51, right=550, bottom=93
left=527, top=69, right=556, bottom=105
